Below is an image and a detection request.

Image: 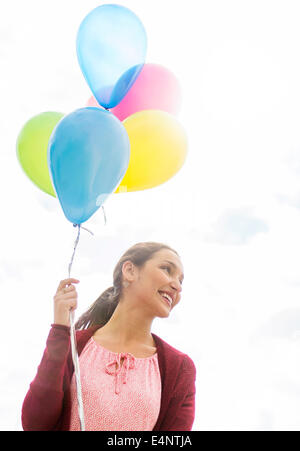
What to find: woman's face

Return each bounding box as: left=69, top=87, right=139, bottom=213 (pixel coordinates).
left=126, top=249, right=184, bottom=317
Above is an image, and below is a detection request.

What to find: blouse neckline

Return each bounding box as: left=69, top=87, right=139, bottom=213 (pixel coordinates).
left=90, top=337, right=158, bottom=360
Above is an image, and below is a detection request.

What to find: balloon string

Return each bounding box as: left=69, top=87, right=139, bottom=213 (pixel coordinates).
left=69, top=310, right=85, bottom=431
left=68, top=224, right=81, bottom=278
left=79, top=225, right=94, bottom=236
left=68, top=223, right=85, bottom=431
left=67, top=207, right=107, bottom=432
left=102, top=206, right=107, bottom=225
left=68, top=205, right=106, bottom=277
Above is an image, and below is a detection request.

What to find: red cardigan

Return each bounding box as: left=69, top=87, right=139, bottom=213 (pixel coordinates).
left=21, top=324, right=196, bottom=431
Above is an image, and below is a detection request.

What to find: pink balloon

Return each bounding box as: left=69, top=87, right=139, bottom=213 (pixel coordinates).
left=86, top=63, right=182, bottom=121
left=87, top=96, right=101, bottom=108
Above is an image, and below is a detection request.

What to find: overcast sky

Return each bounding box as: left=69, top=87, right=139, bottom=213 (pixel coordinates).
left=2, top=0, right=300, bottom=431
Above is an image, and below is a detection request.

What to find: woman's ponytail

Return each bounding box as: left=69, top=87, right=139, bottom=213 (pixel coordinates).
left=75, top=286, right=120, bottom=330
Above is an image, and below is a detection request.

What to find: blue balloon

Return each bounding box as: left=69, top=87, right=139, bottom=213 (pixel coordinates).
left=76, top=4, right=147, bottom=109
left=47, top=107, right=130, bottom=224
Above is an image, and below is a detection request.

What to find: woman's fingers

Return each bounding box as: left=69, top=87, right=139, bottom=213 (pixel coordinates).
left=59, top=288, right=77, bottom=298
left=53, top=278, right=80, bottom=326
left=56, top=278, right=80, bottom=294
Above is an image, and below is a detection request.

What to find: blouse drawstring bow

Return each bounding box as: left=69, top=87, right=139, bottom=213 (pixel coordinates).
left=105, top=353, right=136, bottom=394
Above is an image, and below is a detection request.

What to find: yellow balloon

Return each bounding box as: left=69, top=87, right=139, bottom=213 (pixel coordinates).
left=115, top=110, right=188, bottom=192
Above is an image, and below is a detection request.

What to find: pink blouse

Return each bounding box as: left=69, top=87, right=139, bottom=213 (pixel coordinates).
left=69, top=337, right=161, bottom=431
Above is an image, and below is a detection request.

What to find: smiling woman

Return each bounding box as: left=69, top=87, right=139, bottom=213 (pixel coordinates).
left=21, top=242, right=196, bottom=432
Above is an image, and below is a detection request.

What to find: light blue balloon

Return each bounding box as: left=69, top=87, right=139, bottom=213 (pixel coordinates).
left=76, top=4, right=147, bottom=109
left=47, top=107, right=130, bottom=225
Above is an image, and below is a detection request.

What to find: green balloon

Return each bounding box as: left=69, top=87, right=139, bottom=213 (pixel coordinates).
left=16, top=112, right=64, bottom=197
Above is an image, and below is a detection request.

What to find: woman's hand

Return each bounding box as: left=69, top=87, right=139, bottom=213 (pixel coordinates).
left=53, top=278, right=80, bottom=327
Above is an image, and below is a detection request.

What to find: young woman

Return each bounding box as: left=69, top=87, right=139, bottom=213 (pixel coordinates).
left=22, top=242, right=196, bottom=431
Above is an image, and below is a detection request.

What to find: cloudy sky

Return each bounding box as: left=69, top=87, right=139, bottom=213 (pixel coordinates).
left=1, top=0, right=300, bottom=431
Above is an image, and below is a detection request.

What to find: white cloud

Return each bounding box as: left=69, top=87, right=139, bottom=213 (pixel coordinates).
left=204, top=207, right=269, bottom=245
left=254, top=309, right=300, bottom=339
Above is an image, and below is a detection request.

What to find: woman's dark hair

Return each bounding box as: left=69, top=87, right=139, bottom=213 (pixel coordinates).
left=75, top=241, right=179, bottom=330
